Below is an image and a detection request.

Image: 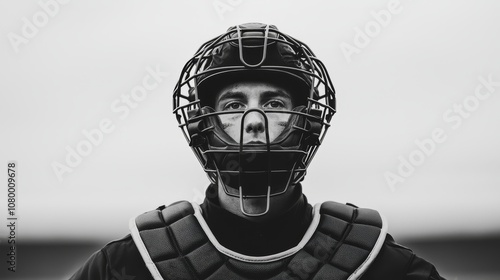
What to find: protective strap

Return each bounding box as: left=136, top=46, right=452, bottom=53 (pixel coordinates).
left=348, top=206, right=388, bottom=279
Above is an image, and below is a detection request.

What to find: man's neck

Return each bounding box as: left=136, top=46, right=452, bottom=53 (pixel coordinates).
left=217, top=182, right=301, bottom=222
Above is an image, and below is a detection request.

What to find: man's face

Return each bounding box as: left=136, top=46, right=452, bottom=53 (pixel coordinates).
left=214, top=81, right=294, bottom=144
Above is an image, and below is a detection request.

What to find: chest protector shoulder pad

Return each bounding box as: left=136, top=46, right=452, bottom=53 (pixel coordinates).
left=129, top=201, right=387, bottom=280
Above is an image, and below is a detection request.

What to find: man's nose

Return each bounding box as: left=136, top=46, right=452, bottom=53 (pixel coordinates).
left=243, top=111, right=266, bottom=135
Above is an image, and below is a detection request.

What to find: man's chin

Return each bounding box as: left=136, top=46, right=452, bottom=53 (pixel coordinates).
left=245, top=140, right=267, bottom=145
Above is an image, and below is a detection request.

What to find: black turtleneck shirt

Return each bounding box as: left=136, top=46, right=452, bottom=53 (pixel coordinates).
left=69, top=183, right=447, bottom=280
left=200, top=184, right=313, bottom=256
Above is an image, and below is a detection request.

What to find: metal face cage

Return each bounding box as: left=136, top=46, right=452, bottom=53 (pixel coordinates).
left=173, top=23, right=336, bottom=216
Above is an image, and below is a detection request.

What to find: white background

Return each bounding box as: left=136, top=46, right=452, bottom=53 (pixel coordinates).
left=1, top=0, right=499, bottom=243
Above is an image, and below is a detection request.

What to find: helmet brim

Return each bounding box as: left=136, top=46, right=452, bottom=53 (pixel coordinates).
left=196, top=68, right=311, bottom=108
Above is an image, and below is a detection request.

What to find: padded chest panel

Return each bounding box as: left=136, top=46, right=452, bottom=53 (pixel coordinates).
left=131, top=201, right=384, bottom=280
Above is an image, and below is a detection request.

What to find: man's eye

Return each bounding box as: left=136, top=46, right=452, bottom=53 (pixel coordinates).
left=223, top=102, right=245, bottom=110
left=264, top=100, right=285, bottom=109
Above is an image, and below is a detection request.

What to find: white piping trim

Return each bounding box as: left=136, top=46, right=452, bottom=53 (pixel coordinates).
left=190, top=201, right=322, bottom=263
left=129, top=217, right=164, bottom=280
left=347, top=212, right=388, bottom=280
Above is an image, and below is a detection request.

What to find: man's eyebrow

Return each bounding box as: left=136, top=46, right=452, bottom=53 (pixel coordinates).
left=216, top=91, right=247, bottom=102
left=260, top=90, right=291, bottom=100
left=216, top=89, right=292, bottom=104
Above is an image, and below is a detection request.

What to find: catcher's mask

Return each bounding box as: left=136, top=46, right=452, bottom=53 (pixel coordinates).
left=173, top=23, right=336, bottom=216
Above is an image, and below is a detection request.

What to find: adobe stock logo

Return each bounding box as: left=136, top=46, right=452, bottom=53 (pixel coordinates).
left=51, top=65, right=169, bottom=182
left=7, top=0, right=71, bottom=53
left=340, top=0, right=403, bottom=63
left=385, top=74, right=500, bottom=191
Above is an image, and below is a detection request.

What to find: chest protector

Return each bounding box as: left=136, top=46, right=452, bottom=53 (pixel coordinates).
left=129, top=201, right=387, bottom=280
